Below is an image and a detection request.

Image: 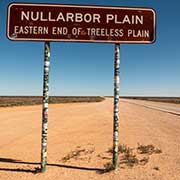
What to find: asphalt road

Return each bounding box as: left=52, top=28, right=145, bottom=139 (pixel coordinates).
left=121, top=99, right=180, bottom=116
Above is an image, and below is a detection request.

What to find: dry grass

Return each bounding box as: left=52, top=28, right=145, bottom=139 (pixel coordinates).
left=103, top=162, right=114, bottom=172
left=118, top=144, right=139, bottom=167
left=137, top=143, right=162, bottom=155
left=62, top=149, right=86, bottom=162
left=104, top=143, right=162, bottom=172
left=61, top=146, right=95, bottom=162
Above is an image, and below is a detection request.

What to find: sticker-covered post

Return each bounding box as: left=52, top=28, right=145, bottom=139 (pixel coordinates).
left=41, top=41, right=50, bottom=172
left=113, top=43, right=120, bottom=170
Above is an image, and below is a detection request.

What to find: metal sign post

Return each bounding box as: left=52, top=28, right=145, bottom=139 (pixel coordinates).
left=113, top=44, right=120, bottom=170
left=41, top=41, right=50, bottom=172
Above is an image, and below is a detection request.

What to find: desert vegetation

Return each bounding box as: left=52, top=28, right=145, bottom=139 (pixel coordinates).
left=0, top=96, right=105, bottom=107
left=103, top=143, right=162, bottom=172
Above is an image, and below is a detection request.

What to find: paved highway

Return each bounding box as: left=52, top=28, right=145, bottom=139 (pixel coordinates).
left=121, top=99, right=180, bottom=116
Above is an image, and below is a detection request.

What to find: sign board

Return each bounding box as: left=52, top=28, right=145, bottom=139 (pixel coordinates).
left=7, top=3, right=156, bottom=43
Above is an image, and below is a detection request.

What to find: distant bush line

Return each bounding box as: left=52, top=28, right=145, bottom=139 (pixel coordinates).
left=0, top=96, right=105, bottom=107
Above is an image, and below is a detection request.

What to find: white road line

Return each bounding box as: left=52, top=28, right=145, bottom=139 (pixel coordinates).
left=121, top=99, right=180, bottom=116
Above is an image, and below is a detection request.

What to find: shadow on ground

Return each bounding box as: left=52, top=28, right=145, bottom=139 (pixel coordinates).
left=0, top=157, right=105, bottom=174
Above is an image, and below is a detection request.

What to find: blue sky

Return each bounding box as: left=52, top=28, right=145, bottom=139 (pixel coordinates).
left=0, top=0, right=180, bottom=96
